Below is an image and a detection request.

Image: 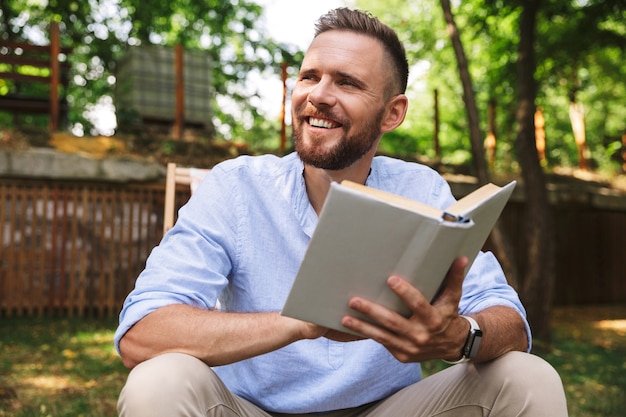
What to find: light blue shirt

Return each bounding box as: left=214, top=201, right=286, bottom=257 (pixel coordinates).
left=115, top=152, right=530, bottom=414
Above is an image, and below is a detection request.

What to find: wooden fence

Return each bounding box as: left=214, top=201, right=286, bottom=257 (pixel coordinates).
left=495, top=200, right=626, bottom=305
left=0, top=178, right=186, bottom=317
left=1, top=177, right=625, bottom=318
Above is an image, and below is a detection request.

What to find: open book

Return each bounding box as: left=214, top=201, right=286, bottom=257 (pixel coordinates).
left=281, top=180, right=516, bottom=335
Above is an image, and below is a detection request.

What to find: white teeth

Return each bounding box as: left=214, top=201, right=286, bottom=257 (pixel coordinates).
left=309, top=117, right=337, bottom=129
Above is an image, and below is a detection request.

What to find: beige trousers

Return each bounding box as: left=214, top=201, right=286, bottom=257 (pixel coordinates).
left=118, top=351, right=567, bottom=417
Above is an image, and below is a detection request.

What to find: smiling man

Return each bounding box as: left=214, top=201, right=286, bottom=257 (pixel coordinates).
left=292, top=29, right=404, bottom=173
left=115, top=8, right=567, bottom=417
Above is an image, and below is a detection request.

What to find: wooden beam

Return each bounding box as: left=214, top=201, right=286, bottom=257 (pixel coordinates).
left=280, top=61, right=288, bottom=153
left=49, top=22, right=61, bottom=131
left=174, top=44, right=184, bottom=140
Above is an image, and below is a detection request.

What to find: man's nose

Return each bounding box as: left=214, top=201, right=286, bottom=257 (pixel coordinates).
left=307, top=78, right=337, bottom=108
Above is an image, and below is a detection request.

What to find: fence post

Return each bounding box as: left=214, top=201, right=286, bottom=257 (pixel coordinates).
left=433, top=89, right=440, bottom=159
left=280, top=61, right=288, bottom=153
left=49, top=21, right=60, bottom=131
left=174, top=44, right=184, bottom=140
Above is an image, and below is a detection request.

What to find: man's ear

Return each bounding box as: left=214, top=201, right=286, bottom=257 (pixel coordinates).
left=381, top=94, right=408, bottom=133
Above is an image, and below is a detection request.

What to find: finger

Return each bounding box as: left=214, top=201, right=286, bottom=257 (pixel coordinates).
left=383, top=274, right=436, bottom=326
left=433, top=256, right=469, bottom=308
left=341, top=312, right=428, bottom=362
left=344, top=294, right=417, bottom=339
left=340, top=313, right=404, bottom=348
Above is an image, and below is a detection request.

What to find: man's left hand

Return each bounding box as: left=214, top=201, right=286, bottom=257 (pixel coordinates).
left=340, top=256, right=470, bottom=363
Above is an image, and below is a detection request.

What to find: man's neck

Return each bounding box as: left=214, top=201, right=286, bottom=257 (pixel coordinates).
left=303, top=159, right=373, bottom=215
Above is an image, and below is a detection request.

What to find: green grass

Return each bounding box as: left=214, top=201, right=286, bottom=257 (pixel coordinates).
left=539, top=306, right=626, bottom=417
left=1, top=306, right=625, bottom=417
left=422, top=306, right=626, bottom=417
left=0, top=317, right=125, bottom=417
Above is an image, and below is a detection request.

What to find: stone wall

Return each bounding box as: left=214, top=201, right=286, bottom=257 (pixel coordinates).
left=0, top=148, right=164, bottom=182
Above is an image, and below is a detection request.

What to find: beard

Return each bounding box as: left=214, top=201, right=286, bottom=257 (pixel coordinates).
left=293, top=106, right=384, bottom=171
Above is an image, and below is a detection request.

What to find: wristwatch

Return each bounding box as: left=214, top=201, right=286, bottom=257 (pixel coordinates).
left=444, top=315, right=482, bottom=364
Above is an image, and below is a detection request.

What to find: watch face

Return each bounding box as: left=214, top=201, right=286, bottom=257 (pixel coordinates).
left=467, top=329, right=483, bottom=359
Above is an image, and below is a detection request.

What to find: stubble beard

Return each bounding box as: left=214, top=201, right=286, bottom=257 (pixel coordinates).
left=293, top=107, right=384, bottom=171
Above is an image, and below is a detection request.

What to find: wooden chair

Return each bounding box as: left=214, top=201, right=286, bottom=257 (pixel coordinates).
left=163, top=162, right=210, bottom=235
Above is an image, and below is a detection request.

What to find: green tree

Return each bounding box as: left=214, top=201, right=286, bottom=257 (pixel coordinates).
left=438, top=0, right=520, bottom=292
left=357, top=0, right=625, bottom=174
left=535, top=0, right=626, bottom=170
left=0, top=0, right=301, bottom=147
left=478, top=0, right=625, bottom=342
left=511, top=0, right=555, bottom=343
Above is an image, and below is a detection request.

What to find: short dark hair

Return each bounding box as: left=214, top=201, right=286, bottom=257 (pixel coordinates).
left=314, top=8, right=409, bottom=95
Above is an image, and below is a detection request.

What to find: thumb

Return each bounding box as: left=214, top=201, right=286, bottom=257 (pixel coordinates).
left=433, top=256, right=469, bottom=306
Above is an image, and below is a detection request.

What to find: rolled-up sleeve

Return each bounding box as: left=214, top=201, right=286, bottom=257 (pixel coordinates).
left=459, top=251, right=532, bottom=351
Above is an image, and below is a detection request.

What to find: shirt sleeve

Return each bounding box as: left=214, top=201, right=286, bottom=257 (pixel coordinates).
left=459, top=251, right=532, bottom=351
left=114, top=165, right=241, bottom=354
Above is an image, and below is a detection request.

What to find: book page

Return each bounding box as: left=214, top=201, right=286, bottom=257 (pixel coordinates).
left=341, top=180, right=443, bottom=219
left=445, top=181, right=517, bottom=271
left=445, top=181, right=516, bottom=217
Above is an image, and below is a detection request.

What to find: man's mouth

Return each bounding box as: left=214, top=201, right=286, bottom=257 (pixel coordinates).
left=308, top=117, right=340, bottom=129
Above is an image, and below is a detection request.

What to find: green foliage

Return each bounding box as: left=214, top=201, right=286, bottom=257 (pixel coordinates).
left=0, top=0, right=299, bottom=141
left=356, top=0, right=626, bottom=174
left=2, top=0, right=624, bottom=170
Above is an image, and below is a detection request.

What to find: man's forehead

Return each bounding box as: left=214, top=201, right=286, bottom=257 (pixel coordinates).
left=302, top=30, right=385, bottom=71
left=309, top=29, right=383, bottom=48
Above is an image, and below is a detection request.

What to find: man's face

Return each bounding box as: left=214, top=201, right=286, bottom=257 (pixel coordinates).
left=291, top=30, right=390, bottom=170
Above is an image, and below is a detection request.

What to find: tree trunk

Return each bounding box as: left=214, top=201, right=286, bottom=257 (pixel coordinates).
left=440, top=0, right=488, bottom=181
left=569, top=100, right=589, bottom=170
left=485, top=99, right=497, bottom=169
left=440, top=0, right=519, bottom=288
left=515, top=0, right=556, bottom=344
